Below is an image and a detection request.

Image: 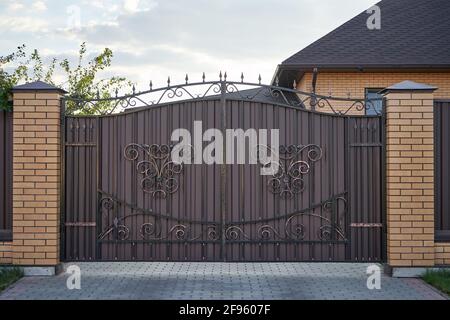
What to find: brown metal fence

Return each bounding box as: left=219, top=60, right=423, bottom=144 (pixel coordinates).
left=62, top=85, right=385, bottom=262
left=0, top=110, right=13, bottom=241
left=434, top=100, right=450, bottom=241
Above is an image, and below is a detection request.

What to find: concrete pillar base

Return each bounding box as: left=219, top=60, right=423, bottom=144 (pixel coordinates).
left=384, top=265, right=448, bottom=277
left=22, top=264, right=64, bottom=276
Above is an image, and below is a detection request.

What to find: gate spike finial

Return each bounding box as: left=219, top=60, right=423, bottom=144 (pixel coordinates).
left=258, top=74, right=262, bottom=84
left=115, top=88, right=118, bottom=97
left=185, top=74, right=189, bottom=84
left=275, top=76, right=279, bottom=87
left=149, top=80, right=153, bottom=90
left=167, top=76, right=171, bottom=87
left=132, top=85, right=136, bottom=95
left=293, top=79, right=297, bottom=89
left=241, top=72, right=244, bottom=83
left=202, top=72, right=206, bottom=82
left=96, top=89, right=100, bottom=99
left=224, top=71, right=227, bottom=81
left=219, top=71, right=222, bottom=81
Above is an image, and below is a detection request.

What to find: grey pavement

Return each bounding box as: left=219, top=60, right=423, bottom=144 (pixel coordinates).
left=0, top=262, right=447, bottom=300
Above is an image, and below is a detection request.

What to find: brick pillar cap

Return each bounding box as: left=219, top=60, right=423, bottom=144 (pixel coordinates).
left=379, top=80, right=437, bottom=94
left=12, top=80, right=67, bottom=94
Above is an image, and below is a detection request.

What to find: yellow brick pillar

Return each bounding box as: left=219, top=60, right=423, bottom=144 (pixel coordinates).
left=11, top=81, right=66, bottom=273
left=381, top=81, right=437, bottom=277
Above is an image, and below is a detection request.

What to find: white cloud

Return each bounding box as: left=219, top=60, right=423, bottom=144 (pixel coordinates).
left=86, top=0, right=107, bottom=9
left=123, top=0, right=157, bottom=13
left=123, top=0, right=139, bottom=12
left=83, top=0, right=120, bottom=13
left=32, top=1, right=47, bottom=11
left=0, top=16, right=48, bottom=33
left=8, top=2, right=25, bottom=11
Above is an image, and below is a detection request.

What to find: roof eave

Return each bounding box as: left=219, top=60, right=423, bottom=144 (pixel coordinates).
left=278, top=63, right=450, bottom=70
left=273, top=64, right=450, bottom=86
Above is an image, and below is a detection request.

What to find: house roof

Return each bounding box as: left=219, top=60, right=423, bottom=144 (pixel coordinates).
left=276, top=0, right=450, bottom=84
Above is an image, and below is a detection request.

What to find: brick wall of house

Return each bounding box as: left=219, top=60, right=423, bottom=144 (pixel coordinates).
left=298, top=72, right=450, bottom=99
left=12, top=91, right=62, bottom=266
left=297, top=72, right=450, bottom=115
left=0, top=242, right=12, bottom=264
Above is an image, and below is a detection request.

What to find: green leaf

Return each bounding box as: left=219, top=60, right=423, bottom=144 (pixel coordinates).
left=0, top=42, right=133, bottom=113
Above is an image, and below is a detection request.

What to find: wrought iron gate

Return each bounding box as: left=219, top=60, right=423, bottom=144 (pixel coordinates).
left=61, top=76, right=385, bottom=261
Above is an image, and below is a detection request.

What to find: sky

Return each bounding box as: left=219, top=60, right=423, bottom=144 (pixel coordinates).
left=0, top=0, right=379, bottom=89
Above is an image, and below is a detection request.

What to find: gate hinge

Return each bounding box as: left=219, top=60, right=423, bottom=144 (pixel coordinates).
left=65, top=222, right=96, bottom=227
left=350, top=223, right=383, bottom=228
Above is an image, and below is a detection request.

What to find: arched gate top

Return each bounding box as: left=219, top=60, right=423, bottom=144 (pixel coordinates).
left=62, top=73, right=383, bottom=117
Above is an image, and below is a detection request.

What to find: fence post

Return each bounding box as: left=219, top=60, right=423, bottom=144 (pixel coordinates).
left=11, top=81, right=67, bottom=273
left=381, top=80, right=437, bottom=277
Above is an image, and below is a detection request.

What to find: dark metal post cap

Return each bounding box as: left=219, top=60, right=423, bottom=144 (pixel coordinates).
left=379, top=80, right=437, bottom=94
left=12, top=81, right=67, bottom=94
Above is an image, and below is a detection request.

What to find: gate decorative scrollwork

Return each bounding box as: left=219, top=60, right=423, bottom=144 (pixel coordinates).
left=97, top=191, right=347, bottom=243
left=124, top=143, right=183, bottom=198
left=124, top=143, right=322, bottom=200
left=261, top=144, right=323, bottom=198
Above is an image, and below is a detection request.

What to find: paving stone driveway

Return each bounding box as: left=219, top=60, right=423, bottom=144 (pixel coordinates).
left=0, top=262, right=446, bottom=300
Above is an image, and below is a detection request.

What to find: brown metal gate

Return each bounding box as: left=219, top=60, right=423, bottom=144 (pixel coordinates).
left=62, top=79, right=385, bottom=262
left=434, top=100, right=450, bottom=242
left=0, top=110, right=13, bottom=241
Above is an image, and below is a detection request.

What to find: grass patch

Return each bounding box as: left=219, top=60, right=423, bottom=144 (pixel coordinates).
left=0, top=267, right=23, bottom=292
left=423, top=269, right=450, bottom=295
